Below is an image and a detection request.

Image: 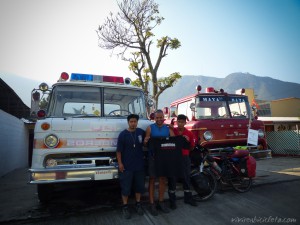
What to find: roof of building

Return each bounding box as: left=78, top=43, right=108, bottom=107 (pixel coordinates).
left=0, top=78, right=30, bottom=119
left=271, top=97, right=300, bottom=102
left=258, top=116, right=300, bottom=123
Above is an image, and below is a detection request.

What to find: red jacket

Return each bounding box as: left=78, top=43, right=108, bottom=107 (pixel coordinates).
left=174, top=128, right=196, bottom=156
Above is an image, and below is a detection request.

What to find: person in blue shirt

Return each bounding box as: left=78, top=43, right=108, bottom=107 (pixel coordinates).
left=144, top=109, right=174, bottom=216
left=117, top=114, right=145, bottom=219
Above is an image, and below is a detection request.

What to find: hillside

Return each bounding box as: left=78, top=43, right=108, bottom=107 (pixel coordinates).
left=158, top=72, right=300, bottom=108
left=1, top=71, right=300, bottom=109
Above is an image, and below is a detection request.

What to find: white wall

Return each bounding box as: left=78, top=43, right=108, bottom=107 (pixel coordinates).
left=0, top=110, right=29, bottom=177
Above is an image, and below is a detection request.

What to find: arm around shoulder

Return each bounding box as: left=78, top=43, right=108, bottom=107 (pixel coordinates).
left=144, top=126, right=151, bottom=146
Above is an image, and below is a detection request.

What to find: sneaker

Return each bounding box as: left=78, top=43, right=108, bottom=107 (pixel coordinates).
left=135, top=203, right=144, bottom=216
left=149, top=203, right=158, bottom=216
left=122, top=206, right=131, bottom=219
left=157, top=201, right=170, bottom=213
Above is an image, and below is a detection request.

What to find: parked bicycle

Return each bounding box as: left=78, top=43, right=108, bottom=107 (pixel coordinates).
left=211, top=147, right=255, bottom=193
left=190, top=145, right=218, bottom=201
left=190, top=145, right=256, bottom=201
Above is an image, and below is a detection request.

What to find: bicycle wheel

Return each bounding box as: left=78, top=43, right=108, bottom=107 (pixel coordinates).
left=229, top=173, right=252, bottom=193
left=191, top=168, right=217, bottom=201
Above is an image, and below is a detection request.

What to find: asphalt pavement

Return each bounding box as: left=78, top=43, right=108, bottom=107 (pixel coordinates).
left=0, top=156, right=300, bottom=224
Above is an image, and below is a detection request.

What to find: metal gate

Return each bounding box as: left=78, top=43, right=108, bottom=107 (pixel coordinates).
left=266, top=130, right=300, bottom=155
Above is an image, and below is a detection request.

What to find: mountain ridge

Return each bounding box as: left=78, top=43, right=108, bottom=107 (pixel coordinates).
left=157, top=72, right=300, bottom=108
left=1, top=71, right=299, bottom=109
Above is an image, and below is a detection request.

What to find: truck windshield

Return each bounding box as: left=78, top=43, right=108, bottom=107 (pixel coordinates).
left=195, top=95, right=250, bottom=119
left=47, top=86, right=147, bottom=118
left=227, top=96, right=250, bottom=118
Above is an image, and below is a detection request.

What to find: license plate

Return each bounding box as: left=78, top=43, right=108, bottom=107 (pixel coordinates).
left=95, top=170, right=114, bottom=180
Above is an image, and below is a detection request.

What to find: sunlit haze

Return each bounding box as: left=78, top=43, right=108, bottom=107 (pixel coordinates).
left=1, top=0, right=300, bottom=85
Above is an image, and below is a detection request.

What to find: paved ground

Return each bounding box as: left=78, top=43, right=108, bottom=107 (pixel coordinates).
left=0, top=157, right=300, bottom=224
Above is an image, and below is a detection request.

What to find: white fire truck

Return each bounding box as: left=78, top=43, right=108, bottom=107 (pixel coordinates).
left=29, top=72, right=153, bottom=202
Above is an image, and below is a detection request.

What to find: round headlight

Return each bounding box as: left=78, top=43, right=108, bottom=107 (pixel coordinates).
left=258, top=129, right=265, bottom=138
left=44, top=134, right=59, bottom=148
left=203, top=131, right=213, bottom=141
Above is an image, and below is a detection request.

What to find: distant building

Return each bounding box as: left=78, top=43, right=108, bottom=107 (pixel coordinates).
left=270, top=97, right=300, bottom=117
left=237, top=88, right=300, bottom=118
left=240, top=88, right=300, bottom=155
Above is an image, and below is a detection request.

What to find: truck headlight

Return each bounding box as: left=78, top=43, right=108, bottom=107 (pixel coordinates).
left=203, top=131, right=213, bottom=141
left=258, top=129, right=265, bottom=138
left=44, top=134, right=59, bottom=148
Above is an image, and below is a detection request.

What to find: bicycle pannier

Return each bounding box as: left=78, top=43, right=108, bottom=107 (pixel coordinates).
left=246, top=156, right=256, bottom=177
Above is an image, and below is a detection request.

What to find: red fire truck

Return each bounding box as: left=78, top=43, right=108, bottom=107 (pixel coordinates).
left=163, top=85, right=271, bottom=158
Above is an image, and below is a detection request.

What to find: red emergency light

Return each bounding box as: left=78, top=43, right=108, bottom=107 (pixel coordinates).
left=60, top=72, right=69, bottom=81
left=196, top=85, right=202, bottom=92
left=206, top=87, right=215, bottom=93
left=103, top=76, right=124, bottom=83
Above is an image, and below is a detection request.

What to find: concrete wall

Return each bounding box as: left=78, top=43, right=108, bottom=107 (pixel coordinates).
left=271, top=98, right=300, bottom=117
left=0, top=110, right=29, bottom=177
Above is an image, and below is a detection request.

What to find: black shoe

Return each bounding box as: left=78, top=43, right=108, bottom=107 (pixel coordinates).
left=122, top=206, right=131, bottom=219
left=149, top=203, right=158, bottom=216
left=184, top=192, right=198, bottom=207
left=184, top=198, right=198, bottom=207
left=157, top=201, right=170, bottom=213
left=135, top=203, right=144, bottom=216
left=168, top=191, right=177, bottom=210
left=170, top=201, right=177, bottom=210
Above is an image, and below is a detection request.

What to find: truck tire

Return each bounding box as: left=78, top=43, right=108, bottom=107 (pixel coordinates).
left=37, top=184, right=54, bottom=203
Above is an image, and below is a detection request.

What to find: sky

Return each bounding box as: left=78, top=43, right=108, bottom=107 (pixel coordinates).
left=0, top=0, right=300, bottom=86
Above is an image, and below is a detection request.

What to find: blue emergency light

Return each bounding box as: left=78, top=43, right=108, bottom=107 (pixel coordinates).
left=70, top=73, right=124, bottom=84
left=70, top=73, right=98, bottom=82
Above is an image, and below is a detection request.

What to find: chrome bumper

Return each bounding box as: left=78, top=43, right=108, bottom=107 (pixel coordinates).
left=29, top=166, right=119, bottom=184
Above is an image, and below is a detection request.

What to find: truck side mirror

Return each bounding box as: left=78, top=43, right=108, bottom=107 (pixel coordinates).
left=190, top=103, right=195, bottom=111
left=163, top=107, right=169, bottom=116
left=147, top=99, right=154, bottom=107
left=149, top=112, right=155, bottom=120
left=32, top=91, right=40, bottom=101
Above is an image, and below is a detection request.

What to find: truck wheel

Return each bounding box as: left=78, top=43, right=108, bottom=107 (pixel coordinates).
left=37, top=184, right=54, bottom=203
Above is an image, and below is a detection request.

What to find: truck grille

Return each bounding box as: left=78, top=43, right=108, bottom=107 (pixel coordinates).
left=44, top=153, right=117, bottom=168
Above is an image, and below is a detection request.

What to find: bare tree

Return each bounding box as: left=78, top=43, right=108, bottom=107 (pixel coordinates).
left=96, top=0, right=181, bottom=109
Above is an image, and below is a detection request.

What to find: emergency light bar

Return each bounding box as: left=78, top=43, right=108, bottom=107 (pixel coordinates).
left=70, top=73, right=124, bottom=84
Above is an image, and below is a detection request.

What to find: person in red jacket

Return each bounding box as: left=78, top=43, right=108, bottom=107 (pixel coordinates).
left=168, top=114, right=197, bottom=209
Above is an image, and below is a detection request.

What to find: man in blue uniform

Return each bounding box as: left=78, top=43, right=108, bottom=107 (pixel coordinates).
left=117, top=114, right=146, bottom=219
